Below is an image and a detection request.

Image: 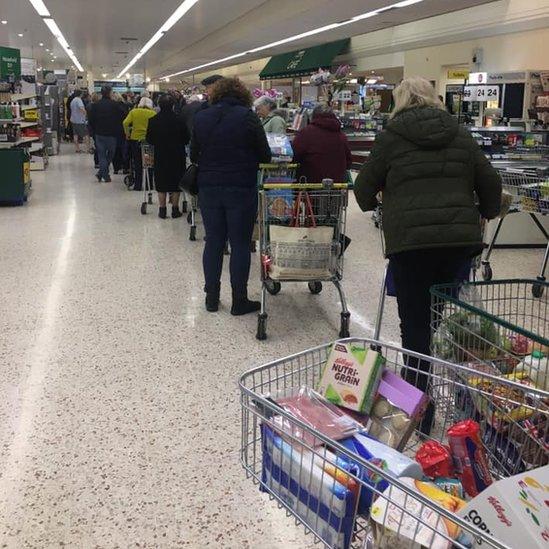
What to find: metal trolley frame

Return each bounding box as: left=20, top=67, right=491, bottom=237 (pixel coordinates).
left=139, top=143, right=154, bottom=215
left=481, top=167, right=549, bottom=295
left=240, top=337, right=547, bottom=549
left=256, top=166, right=352, bottom=340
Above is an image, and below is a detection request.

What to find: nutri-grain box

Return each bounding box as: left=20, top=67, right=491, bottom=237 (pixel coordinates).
left=317, top=342, right=384, bottom=414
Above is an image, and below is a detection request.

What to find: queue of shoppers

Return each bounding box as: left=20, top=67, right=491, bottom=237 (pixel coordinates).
left=81, top=76, right=502, bottom=364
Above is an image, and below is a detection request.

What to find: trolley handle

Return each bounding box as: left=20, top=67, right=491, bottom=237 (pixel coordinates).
left=260, top=182, right=353, bottom=190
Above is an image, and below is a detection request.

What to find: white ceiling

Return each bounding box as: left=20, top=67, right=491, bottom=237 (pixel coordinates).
left=0, top=0, right=497, bottom=79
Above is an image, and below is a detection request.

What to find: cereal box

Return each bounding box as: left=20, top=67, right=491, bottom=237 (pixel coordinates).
left=317, top=342, right=383, bottom=414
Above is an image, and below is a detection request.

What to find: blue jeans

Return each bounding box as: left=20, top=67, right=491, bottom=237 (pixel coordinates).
left=199, top=186, right=257, bottom=294
left=95, top=135, right=117, bottom=180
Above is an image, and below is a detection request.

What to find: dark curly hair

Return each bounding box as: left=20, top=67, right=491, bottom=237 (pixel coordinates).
left=209, top=77, right=252, bottom=108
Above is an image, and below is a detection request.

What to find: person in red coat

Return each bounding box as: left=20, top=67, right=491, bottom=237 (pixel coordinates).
left=292, top=105, right=352, bottom=183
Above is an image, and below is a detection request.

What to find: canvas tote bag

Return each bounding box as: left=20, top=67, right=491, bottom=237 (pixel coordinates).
left=269, top=191, right=334, bottom=280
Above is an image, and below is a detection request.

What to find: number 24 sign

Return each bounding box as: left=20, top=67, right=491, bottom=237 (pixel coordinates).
left=463, top=85, right=499, bottom=102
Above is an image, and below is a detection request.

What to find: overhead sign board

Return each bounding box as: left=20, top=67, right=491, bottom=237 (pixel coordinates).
left=469, top=72, right=488, bottom=84
left=463, top=85, right=500, bottom=102
left=0, top=46, right=21, bottom=78
left=448, top=69, right=470, bottom=80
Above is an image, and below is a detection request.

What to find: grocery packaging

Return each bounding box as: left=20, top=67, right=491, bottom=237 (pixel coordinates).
left=261, top=425, right=356, bottom=549
left=370, top=477, right=471, bottom=549
left=447, top=420, right=493, bottom=497
left=317, top=342, right=384, bottom=414
left=367, top=368, right=429, bottom=450
left=272, top=386, right=361, bottom=447
left=458, top=465, right=549, bottom=548
left=467, top=372, right=538, bottom=429
left=338, top=433, right=423, bottom=514
left=416, top=440, right=455, bottom=478
left=514, top=351, right=549, bottom=391
left=435, top=477, right=465, bottom=499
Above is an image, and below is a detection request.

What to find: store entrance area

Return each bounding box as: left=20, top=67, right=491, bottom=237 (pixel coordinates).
left=0, top=146, right=538, bottom=546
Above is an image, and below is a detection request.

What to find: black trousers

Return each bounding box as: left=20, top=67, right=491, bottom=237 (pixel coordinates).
left=390, top=247, right=471, bottom=432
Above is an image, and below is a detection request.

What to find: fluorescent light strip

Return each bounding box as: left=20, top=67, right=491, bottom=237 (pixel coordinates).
left=117, top=0, right=199, bottom=78
left=29, top=0, right=50, bottom=17
left=27, top=0, right=84, bottom=72
left=163, top=0, right=424, bottom=79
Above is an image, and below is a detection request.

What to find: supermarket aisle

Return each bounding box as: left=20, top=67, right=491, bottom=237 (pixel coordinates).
left=0, top=148, right=541, bottom=547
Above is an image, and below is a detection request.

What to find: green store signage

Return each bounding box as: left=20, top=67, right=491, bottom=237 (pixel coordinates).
left=0, top=46, right=21, bottom=78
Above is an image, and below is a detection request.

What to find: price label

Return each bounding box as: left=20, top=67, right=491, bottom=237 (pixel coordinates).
left=463, top=85, right=499, bottom=102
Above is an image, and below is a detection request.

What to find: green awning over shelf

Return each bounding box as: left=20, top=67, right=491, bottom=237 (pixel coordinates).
left=259, top=39, right=350, bottom=81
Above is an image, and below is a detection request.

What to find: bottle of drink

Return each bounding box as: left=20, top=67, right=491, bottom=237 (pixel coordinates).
left=515, top=350, right=548, bottom=390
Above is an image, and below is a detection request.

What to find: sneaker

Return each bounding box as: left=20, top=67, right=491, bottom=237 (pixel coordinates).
left=95, top=173, right=102, bottom=182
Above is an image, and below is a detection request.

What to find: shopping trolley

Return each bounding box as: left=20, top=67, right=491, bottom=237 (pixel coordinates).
left=257, top=166, right=352, bottom=340
left=431, top=278, right=548, bottom=378
left=186, top=193, right=198, bottom=241
left=481, top=167, right=549, bottom=295
left=240, top=337, right=548, bottom=548
left=139, top=143, right=154, bottom=215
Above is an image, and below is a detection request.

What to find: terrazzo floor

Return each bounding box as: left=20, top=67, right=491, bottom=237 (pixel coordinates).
left=0, top=147, right=542, bottom=548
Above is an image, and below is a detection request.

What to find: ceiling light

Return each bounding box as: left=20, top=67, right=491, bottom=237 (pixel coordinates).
left=18, top=33, right=24, bottom=37
left=165, top=77, right=170, bottom=82
left=102, top=73, right=107, bottom=78
left=126, top=73, right=131, bottom=79
left=39, top=42, right=44, bottom=46
left=45, top=48, right=49, bottom=51
left=42, top=15, right=84, bottom=72
left=163, top=0, right=424, bottom=79
left=28, top=0, right=51, bottom=16
left=116, top=0, right=200, bottom=78
left=1, top=21, right=7, bottom=25
left=146, top=77, right=151, bottom=83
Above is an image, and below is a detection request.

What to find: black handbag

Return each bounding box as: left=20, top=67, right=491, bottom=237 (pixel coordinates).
left=180, top=163, right=198, bottom=195
left=180, top=106, right=228, bottom=196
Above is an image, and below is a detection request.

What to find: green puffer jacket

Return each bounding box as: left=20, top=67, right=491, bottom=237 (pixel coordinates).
left=354, top=107, right=502, bottom=256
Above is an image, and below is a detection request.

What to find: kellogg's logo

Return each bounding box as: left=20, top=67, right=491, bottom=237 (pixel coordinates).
left=487, top=496, right=512, bottom=527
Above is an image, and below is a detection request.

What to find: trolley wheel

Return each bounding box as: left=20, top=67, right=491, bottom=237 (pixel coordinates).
left=140, top=202, right=147, bottom=215
left=532, top=283, right=545, bottom=298
left=256, top=313, right=268, bottom=340
left=187, top=212, right=193, bottom=224
left=339, top=312, right=351, bottom=339
left=181, top=200, right=188, bottom=213
left=482, top=263, right=493, bottom=281
left=308, top=281, right=323, bottom=294
left=148, top=192, right=153, bottom=205
left=265, top=280, right=281, bottom=296
left=124, top=175, right=132, bottom=189
left=189, top=226, right=197, bottom=241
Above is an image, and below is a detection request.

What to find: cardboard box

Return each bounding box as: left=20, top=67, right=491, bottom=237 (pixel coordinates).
left=458, top=465, right=549, bottom=547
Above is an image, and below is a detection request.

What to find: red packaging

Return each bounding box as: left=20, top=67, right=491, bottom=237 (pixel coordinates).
left=415, top=441, right=454, bottom=478
left=447, top=419, right=493, bottom=497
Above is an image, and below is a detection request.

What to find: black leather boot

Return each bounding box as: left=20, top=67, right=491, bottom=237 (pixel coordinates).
left=158, top=207, right=167, bottom=219
left=231, top=289, right=260, bottom=316
left=172, top=205, right=183, bottom=218
left=205, top=285, right=220, bottom=312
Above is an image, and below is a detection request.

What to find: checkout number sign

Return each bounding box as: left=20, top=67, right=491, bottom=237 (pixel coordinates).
left=463, top=85, right=499, bottom=102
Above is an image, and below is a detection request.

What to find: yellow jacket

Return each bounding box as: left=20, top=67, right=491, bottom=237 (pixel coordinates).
left=123, top=108, right=156, bottom=141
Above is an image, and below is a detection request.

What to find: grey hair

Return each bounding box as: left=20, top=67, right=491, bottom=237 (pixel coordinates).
left=391, top=76, right=445, bottom=118
left=138, top=97, right=154, bottom=109
left=254, top=96, right=277, bottom=110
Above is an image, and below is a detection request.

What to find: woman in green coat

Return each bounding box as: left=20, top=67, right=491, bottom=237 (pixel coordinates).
left=254, top=96, right=287, bottom=134
left=354, top=76, right=502, bottom=435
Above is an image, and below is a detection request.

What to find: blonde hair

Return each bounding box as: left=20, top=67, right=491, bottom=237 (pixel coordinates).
left=391, top=76, right=445, bottom=118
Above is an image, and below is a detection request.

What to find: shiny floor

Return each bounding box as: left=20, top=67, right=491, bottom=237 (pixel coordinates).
left=0, top=149, right=541, bottom=548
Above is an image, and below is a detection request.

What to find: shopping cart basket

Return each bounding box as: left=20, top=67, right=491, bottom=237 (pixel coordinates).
left=240, top=338, right=547, bottom=548
left=431, top=278, right=548, bottom=377
left=481, top=167, right=549, bottom=294
left=257, top=170, right=352, bottom=340
left=139, top=143, right=154, bottom=215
